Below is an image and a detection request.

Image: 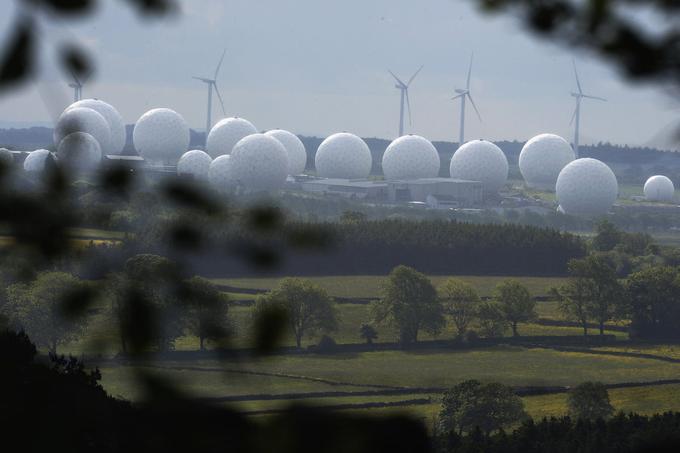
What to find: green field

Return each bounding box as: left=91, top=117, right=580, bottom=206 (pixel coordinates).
left=215, top=275, right=568, bottom=299
left=67, top=272, right=680, bottom=423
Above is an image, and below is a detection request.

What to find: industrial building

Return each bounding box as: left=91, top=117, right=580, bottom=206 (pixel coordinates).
left=299, top=176, right=484, bottom=207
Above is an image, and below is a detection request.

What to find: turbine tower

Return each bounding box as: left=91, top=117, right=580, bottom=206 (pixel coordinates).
left=67, top=70, right=84, bottom=103
left=451, top=53, right=482, bottom=146
left=570, top=60, right=606, bottom=158
left=193, top=49, right=227, bottom=145
left=388, top=65, right=423, bottom=137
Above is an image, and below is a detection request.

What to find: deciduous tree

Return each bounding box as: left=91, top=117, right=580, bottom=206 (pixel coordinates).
left=567, top=382, right=614, bottom=421
left=440, top=278, right=481, bottom=339
left=494, top=280, right=536, bottom=337
left=372, top=266, right=444, bottom=344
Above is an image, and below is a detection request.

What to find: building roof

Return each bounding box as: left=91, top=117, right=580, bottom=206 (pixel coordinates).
left=302, top=178, right=388, bottom=189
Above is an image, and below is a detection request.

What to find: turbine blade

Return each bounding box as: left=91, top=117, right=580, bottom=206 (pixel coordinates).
left=213, top=82, right=226, bottom=116
left=193, top=76, right=212, bottom=83
left=582, top=94, right=607, bottom=102
left=572, top=59, right=582, bottom=94
left=467, top=93, right=482, bottom=122
left=407, top=64, right=424, bottom=86
left=451, top=93, right=465, bottom=100
left=466, top=53, right=473, bottom=89
left=406, top=89, right=413, bottom=126
left=214, top=48, right=226, bottom=80
left=388, top=70, right=406, bottom=87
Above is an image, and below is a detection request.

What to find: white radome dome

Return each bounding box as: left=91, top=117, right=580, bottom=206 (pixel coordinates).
left=67, top=99, right=126, bottom=155
left=206, top=117, right=257, bottom=158
left=54, top=107, right=110, bottom=153
left=133, top=108, right=190, bottom=163
left=556, top=158, right=618, bottom=216
left=315, top=132, right=372, bottom=179
left=208, top=155, right=234, bottom=192
left=23, top=149, right=54, bottom=173
left=449, top=140, right=509, bottom=193
left=265, top=129, right=307, bottom=175
left=57, top=132, right=102, bottom=175
left=0, top=148, right=13, bottom=167
left=519, top=133, right=575, bottom=190
left=229, top=134, right=289, bottom=191
left=644, top=175, right=674, bottom=202
left=382, top=135, right=440, bottom=180
left=178, top=150, right=212, bottom=180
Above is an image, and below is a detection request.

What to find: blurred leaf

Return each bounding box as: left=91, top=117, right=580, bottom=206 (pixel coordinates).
left=246, top=206, right=284, bottom=233
left=122, top=0, right=178, bottom=16
left=0, top=19, right=34, bottom=92
left=59, top=44, right=93, bottom=81
left=252, top=304, right=287, bottom=355
left=23, top=0, right=96, bottom=16
left=161, top=179, right=221, bottom=215
left=58, top=283, right=99, bottom=319
left=287, top=224, right=334, bottom=250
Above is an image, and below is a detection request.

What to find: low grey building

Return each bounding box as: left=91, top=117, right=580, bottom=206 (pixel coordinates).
left=386, top=178, right=484, bottom=206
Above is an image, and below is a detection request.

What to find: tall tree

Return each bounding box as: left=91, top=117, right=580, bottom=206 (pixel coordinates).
left=3, top=271, right=86, bottom=355
left=626, top=266, right=680, bottom=340
left=439, top=380, right=527, bottom=435
left=569, top=255, right=625, bottom=335
left=372, top=265, right=444, bottom=344
left=122, top=254, right=186, bottom=351
left=183, top=276, right=229, bottom=351
left=255, top=278, right=337, bottom=348
left=440, top=278, right=481, bottom=339
left=494, top=280, right=536, bottom=337
left=592, top=219, right=622, bottom=252
left=552, top=281, right=592, bottom=336
left=567, top=382, right=614, bottom=421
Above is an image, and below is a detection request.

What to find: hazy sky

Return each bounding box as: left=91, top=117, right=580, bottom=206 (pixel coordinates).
left=0, top=0, right=678, bottom=146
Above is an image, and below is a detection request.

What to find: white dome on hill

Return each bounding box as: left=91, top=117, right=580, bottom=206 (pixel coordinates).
left=315, top=132, right=372, bottom=179
left=133, top=108, right=190, bottom=163
left=0, top=148, right=13, bottom=167
left=57, top=132, right=102, bottom=175
left=178, top=150, right=212, bottom=180
left=23, top=149, right=54, bottom=173
left=382, top=135, right=440, bottom=180
left=449, top=139, right=508, bottom=193
left=67, top=99, right=126, bottom=155
left=206, top=117, right=257, bottom=158
left=208, top=155, right=234, bottom=192
left=54, top=107, right=110, bottom=154
left=556, top=158, right=618, bottom=216
left=229, top=134, right=289, bottom=191
left=519, top=133, right=574, bottom=190
left=644, top=175, right=674, bottom=202
left=265, top=129, right=307, bottom=175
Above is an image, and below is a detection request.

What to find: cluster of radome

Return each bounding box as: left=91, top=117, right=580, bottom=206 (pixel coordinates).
left=23, top=98, right=127, bottom=177
left=175, top=117, right=308, bottom=193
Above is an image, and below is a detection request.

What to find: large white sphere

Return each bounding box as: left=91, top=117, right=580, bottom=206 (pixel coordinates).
left=382, top=135, right=440, bottom=180
left=0, top=148, right=13, bottom=167
left=68, top=99, right=126, bottom=155
left=178, top=150, right=212, bottom=180
left=57, top=132, right=102, bottom=175
left=644, top=175, right=675, bottom=202
left=556, top=158, right=618, bottom=216
left=265, top=129, right=307, bottom=175
left=206, top=117, right=257, bottom=158
left=519, top=133, right=575, bottom=190
left=229, top=134, right=289, bottom=191
left=133, top=108, right=190, bottom=163
left=449, top=140, right=509, bottom=193
left=208, top=155, right=234, bottom=192
left=54, top=107, right=110, bottom=153
left=23, top=149, right=54, bottom=173
left=315, top=132, right=372, bottom=179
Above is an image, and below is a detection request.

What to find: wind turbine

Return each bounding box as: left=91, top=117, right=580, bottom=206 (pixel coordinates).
left=451, top=53, right=482, bottom=146
left=570, top=60, right=606, bottom=158
left=388, top=65, right=423, bottom=137
left=193, top=49, right=227, bottom=144
left=67, top=70, right=84, bottom=103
